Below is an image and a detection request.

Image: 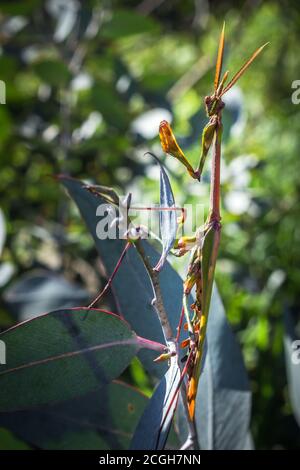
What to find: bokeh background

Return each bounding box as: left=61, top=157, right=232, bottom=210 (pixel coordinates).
left=0, top=0, right=299, bottom=449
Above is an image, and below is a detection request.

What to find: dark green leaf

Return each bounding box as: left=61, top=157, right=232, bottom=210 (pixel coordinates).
left=0, top=0, right=40, bottom=15
left=33, top=59, right=71, bottom=87
left=0, top=308, right=142, bottom=411
left=91, top=82, right=129, bottom=130
left=0, top=381, right=148, bottom=449
left=101, top=9, right=159, bottom=39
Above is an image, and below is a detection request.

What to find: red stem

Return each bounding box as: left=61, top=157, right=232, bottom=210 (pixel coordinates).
left=136, top=336, right=166, bottom=352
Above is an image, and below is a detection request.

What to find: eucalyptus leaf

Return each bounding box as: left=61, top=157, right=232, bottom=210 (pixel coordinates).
left=130, top=354, right=180, bottom=450
left=190, top=286, right=251, bottom=450
left=60, top=176, right=186, bottom=378
left=0, top=381, right=148, bottom=449
left=0, top=308, right=144, bottom=411
left=101, top=9, right=159, bottom=39
left=146, top=152, right=177, bottom=272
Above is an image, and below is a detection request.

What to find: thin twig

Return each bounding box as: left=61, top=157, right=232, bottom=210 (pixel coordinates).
left=88, top=242, right=131, bottom=309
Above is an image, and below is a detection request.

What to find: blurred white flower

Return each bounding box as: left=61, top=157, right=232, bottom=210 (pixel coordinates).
left=225, top=190, right=251, bottom=215
left=73, top=112, right=102, bottom=142
left=131, top=108, right=172, bottom=139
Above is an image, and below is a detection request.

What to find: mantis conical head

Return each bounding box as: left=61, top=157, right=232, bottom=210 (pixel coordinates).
left=205, top=22, right=268, bottom=117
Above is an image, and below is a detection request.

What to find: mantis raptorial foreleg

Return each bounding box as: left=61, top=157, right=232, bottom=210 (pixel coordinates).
left=196, top=117, right=217, bottom=179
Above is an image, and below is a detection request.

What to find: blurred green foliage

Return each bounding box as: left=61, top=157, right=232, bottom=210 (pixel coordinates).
left=0, top=0, right=299, bottom=449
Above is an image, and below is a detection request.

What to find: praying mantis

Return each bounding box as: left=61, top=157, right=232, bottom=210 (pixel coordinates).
left=86, top=23, right=268, bottom=427
left=157, top=22, right=268, bottom=420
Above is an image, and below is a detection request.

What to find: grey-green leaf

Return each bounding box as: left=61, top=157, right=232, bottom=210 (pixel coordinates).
left=130, top=355, right=180, bottom=450
left=195, top=286, right=251, bottom=449
left=146, top=152, right=178, bottom=272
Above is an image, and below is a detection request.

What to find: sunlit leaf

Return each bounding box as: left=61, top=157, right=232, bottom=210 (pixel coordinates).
left=146, top=152, right=177, bottom=272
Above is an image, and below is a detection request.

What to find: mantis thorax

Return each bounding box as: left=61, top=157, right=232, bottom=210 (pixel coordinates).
left=205, top=94, right=225, bottom=117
